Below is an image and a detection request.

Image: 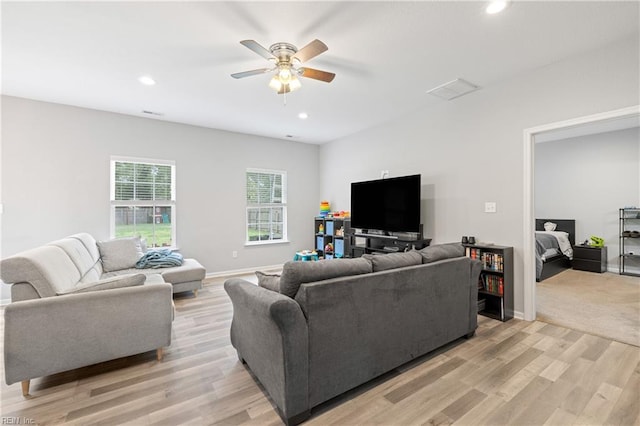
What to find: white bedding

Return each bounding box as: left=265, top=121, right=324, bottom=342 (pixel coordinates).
left=540, top=248, right=560, bottom=261
left=536, top=230, right=573, bottom=259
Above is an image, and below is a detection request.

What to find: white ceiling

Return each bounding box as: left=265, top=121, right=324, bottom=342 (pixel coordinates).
left=2, top=1, right=639, bottom=144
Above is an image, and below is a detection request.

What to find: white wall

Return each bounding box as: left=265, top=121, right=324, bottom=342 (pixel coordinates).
left=535, top=127, right=640, bottom=271
left=319, top=36, right=640, bottom=317
left=1, top=96, right=319, bottom=300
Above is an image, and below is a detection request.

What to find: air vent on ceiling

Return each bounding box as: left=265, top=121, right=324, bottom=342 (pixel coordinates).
left=426, top=78, right=479, bottom=101
left=142, top=110, right=164, bottom=116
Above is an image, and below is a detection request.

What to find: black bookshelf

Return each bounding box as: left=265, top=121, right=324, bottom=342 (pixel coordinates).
left=465, top=244, right=514, bottom=322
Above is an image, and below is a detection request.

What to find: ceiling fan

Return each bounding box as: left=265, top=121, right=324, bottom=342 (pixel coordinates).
left=231, top=39, right=335, bottom=94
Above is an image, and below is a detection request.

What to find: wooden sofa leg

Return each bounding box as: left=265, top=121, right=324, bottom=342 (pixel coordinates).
left=21, top=380, right=30, bottom=396
left=193, top=289, right=198, bottom=297
left=157, top=348, right=164, bottom=361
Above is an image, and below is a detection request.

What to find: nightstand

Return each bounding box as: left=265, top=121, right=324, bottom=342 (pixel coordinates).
left=573, top=245, right=607, bottom=273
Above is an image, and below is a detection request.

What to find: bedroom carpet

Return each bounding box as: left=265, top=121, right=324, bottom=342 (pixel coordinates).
left=536, top=269, right=640, bottom=347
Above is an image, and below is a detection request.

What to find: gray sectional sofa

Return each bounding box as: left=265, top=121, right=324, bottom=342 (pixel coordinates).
left=0, top=232, right=206, bottom=395
left=224, top=243, right=481, bottom=425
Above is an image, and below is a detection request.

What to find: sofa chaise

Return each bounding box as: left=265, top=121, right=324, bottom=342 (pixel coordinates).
left=224, top=243, right=481, bottom=425
left=0, top=232, right=205, bottom=395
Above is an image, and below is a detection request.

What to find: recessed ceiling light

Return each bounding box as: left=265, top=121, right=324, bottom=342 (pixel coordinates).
left=486, top=1, right=509, bottom=14
left=298, top=112, right=308, bottom=119
left=138, top=75, right=156, bottom=86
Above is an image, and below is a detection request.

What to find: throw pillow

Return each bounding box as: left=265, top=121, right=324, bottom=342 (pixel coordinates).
left=363, top=251, right=422, bottom=272
left=544, top=222, right=557, bottom=231
left=58, top=273, right=145, bottom=295
left=420, top=243, right=465, bottom=263
left=97, top=237, right=145, bottom=272
left=255, top=271, right=281, bottom=292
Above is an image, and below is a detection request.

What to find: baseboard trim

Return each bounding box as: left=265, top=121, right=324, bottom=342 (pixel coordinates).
left=514, top=310, right=525, bottom=320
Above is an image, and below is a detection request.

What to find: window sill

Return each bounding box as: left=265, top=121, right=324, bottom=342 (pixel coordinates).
left=148, top=246, right=180, bottom=252
left=245, top=240, right=290, bottom=247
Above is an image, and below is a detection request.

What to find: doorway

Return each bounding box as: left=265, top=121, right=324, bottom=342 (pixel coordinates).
left=522, top=105, right=640, bottom=321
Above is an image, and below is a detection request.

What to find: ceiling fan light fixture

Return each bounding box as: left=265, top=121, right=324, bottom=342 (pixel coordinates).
left=278, top=66, right=292, bottom=83
left=288, top=75, right=302, bottom=92
left=269, top=75, right=283, bottom=91
left=270, top=68, right=301, bottom=93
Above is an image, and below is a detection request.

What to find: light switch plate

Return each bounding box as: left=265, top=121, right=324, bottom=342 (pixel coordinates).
left=484, top=202, right=497, bottom=213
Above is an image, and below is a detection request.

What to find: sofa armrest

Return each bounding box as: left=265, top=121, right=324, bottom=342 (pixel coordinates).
left=4, top=283, right=173, bottom=386
left=224, top=278, right=309, bottom=425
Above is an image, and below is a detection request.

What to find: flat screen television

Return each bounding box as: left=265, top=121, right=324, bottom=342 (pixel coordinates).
left=350, top=174, right=421, bottom=233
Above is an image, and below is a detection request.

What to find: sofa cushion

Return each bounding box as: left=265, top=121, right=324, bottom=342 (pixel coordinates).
left=50, top=238, right=97, bottom=279
left=70, top=233, right=102, bottom=263
left=362, top=251, right=423, bottom=272
left=255, top=271, right=281, bottom=292
left=279, top=257, right=373, bottom=298
left=57, top=273, right=146, bottom=295
left=97, top=237, right=145, bottom=272
left=420, top=243, right=465, bottom=263
left=158, top=258, right=206, bottom=283
left=70, top=233, right=104, bottom=283
left=102, top=258, right=205, bottom=284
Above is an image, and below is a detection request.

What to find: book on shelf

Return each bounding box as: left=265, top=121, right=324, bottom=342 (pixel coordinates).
left=465, top=247, right=503, bottom=272
left=480, top=274, right=504, bottom=296
left=466, top=247, right=482, bottom=259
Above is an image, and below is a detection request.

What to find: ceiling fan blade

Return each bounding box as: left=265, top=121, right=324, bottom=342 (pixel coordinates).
left=231, top=68, right=273, bottom=79
left=299, top=67, right=336, bottom=83
left=293, top=39, right=328, bottom=63
left=239, top=40, right=275, bottom=60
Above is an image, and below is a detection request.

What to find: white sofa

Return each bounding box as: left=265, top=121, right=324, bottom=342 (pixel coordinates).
left=0, top=232, right=205, bottom=396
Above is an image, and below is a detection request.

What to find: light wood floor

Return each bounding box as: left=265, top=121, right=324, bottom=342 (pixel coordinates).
left=1, top=276, right=639, bottom=425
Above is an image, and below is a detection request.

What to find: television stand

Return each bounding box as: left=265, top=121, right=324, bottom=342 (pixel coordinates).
left=353, top=232, right=398, bottom=240
left=350, top=225, right=431, bottom=256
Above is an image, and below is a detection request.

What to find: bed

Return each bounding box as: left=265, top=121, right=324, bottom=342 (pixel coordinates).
left=535, top=218, right=575, bottom=281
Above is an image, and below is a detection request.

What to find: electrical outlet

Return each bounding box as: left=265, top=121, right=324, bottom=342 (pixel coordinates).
left=484, top=202, right=497, bottom=213
left=232, top=251, right=238, bottom=258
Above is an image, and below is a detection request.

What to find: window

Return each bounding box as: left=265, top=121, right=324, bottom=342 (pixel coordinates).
left=246, top=169, right=287, bottom=243
left=110, top=156, right=176, bottom=248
